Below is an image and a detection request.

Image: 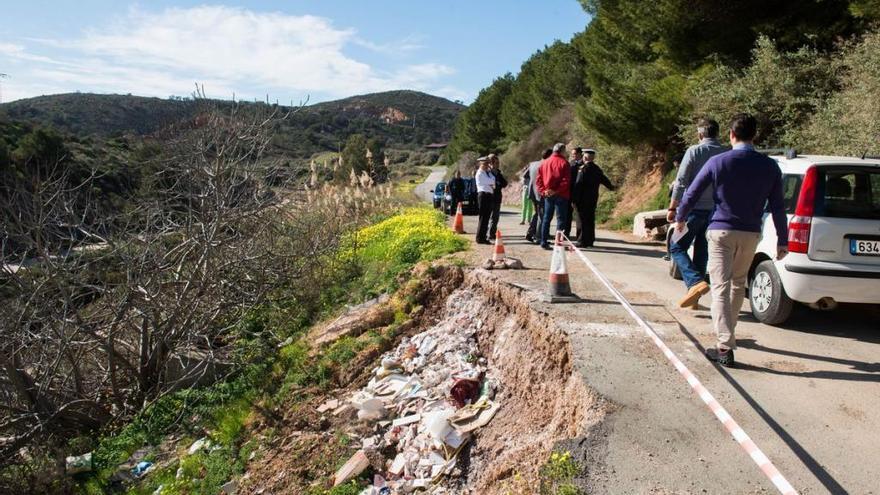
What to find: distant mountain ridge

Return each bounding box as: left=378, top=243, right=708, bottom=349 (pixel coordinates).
left=0, top=90, right=464, bottom=158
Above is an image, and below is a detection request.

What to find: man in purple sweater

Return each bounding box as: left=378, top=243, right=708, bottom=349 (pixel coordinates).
left=675, top=114, right=789, bottom=367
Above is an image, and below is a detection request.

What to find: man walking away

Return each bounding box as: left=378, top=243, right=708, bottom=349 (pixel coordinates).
left=526, top=149, right=552, bottom=243
left=474, top=157, right=496, bottom=244
left=536, top=143, right=572, bottom=250
left=573, top=148, right=615, bottom=248
left=668, top=118, right=727, bottom=308
left=447, top=169, right=465, bottom=214
left=676, top=114, right=788, bottom=367
left=487, top=154, right=507, bottom=240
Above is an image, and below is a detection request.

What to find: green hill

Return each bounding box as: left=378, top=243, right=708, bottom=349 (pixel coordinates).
left=0, top=90, right=464, bottom=159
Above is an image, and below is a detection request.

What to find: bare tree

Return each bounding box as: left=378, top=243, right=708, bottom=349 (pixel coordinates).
left=0, top=95, right=363, bottom=470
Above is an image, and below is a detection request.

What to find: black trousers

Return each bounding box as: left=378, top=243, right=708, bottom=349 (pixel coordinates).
left=576, top=202, right=597, bottom=246
left=563, top=203, right=574, bottom=237
left=476, top=192, right=494, bottom=242
left=488, top=196, right=502, bottom=239
left=527, top=198, right=543, bottom=241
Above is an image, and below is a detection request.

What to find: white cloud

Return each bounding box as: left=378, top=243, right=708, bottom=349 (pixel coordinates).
left=354, top=35, right=425, bottom=54
left=0, top=5, right=462, bottom=102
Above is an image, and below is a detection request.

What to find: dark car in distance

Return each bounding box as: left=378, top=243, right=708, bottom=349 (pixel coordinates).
left=442, top=178, right=478, bottom=215
left=432, top=181, right=446, bottom=209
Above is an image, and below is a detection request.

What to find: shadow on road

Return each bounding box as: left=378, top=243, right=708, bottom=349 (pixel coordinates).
left=587, top=244, right=667, bottom=260
left=673, top=322, right=849, bottom=494
left=596, top=236, right=664, bottom=247
left=737, top=338, right=880, bottom=376
left=694, top=305, right=880, bottom=345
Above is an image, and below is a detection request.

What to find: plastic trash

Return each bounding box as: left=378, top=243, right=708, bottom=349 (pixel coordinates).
left=355, top=397, right=387, bottom=421
left=187, top=437, right=212, bottom=455
left=132, top=461, right=153, bottom=477
left=449, top=377, right=481, bottom=408
left=424, top=409, right=455, bottom=440
left=334, top=450, right=370, bottom=487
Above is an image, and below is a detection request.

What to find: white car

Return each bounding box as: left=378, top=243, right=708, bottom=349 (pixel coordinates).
left=749, top=154, right=880, bottom=324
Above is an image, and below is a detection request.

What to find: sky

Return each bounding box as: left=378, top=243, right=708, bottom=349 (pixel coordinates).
left=0, top=1, right=590, bottom=105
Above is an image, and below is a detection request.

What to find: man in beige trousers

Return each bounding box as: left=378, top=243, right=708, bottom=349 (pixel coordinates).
left=674, top=114, right=789, bottom=367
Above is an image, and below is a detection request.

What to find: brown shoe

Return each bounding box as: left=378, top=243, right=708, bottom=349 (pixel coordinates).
left=678, top=281, right=710, bottom=308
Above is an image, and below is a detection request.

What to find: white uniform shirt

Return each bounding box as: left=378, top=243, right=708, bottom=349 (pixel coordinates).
left=475, top=169, right=495, bottom=193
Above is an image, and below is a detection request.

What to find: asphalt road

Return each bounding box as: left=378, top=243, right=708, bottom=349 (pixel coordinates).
left=413, top=166, right=447, bottom=204
left=442, top=199, right=880, bottom=494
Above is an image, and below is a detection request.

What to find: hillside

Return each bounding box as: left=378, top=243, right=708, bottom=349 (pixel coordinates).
left=0, top=90, right=464, bottom=159
left=445, top=1, right=880, bottom=230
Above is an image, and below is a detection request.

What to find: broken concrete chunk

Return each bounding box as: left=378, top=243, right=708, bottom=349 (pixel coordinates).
left=388, top=453, right=407, bottom=476
left=334, top=450, right=370, bottom=487
left=504, top=257, right=524, bottom=269
left=333, top=403, right=355, bottom=418
left=317, top=399, right=339, bottom=413
left=65, top=452, right=93, bottom=474
left=417, top=336, right=437, bottom=356
left=391, top=414, right=421, bottom=427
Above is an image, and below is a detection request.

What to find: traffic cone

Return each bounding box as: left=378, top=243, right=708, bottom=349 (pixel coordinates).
left=492, top=229, right=506, bottom=262
left=544, top=231, right=579, bottom=303
left=452, top=202, right=465, bottom=234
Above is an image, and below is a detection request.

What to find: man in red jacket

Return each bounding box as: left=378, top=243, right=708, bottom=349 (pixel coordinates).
left=536, top=143, right=572, bottom=249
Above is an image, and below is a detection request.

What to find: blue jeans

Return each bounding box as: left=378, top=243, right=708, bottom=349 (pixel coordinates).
left=541, top=196, right=570, bottom=246
left=670, top=209, right=711, bottom=288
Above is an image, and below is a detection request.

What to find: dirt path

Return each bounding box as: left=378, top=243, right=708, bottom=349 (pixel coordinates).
left=452, top=206, right=880, bottom=494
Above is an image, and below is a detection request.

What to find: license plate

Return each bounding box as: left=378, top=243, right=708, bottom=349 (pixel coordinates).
left=850, top=239, right=880, bottom=256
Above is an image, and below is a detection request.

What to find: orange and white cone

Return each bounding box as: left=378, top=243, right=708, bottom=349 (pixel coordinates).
left=545, top=231, right=578, bottom=302
left=452, top=202, right=465, bottom=234
left=492, top=229, right=506, bottom=262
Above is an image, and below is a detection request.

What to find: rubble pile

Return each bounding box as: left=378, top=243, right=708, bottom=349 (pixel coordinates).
left=324, top=290, right=501, bottom=494
left=480, top=257, right=523, bottom=270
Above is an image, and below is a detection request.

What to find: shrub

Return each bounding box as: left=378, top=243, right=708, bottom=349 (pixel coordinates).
left=540, top=450, right=583, bottom=495
left=345, top=207, right=466, bottom=294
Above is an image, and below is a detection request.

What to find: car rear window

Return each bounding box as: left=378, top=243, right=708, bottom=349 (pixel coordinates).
left=781, top=174, right=802, bottom=214
left=817, top=167, right=880, bottom=220
left=463, top=178, right=476, bottom=194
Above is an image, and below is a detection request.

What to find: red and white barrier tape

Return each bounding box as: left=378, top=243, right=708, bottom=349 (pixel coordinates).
left=560, top=234, right=798, bottom=495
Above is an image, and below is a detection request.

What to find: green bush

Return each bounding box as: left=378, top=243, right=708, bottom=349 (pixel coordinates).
left=344, top=207, right=466, bottom=295
left=795, top=30, right=880, bottom=154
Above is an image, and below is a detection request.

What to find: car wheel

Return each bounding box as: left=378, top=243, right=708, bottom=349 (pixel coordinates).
left=750, top=260, right=794, bottom=325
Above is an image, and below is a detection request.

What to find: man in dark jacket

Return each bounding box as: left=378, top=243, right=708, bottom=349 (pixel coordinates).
left=564, top=147, right=585, bottom=238
left=446, top=170, right=465, bottom=213
left=487, top=154, right=507, bottom=240
left=572, top=149, right=615, bottom=248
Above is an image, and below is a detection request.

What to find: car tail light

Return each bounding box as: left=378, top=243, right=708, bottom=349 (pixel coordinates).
left=789, top=166, right=817, bottom=253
